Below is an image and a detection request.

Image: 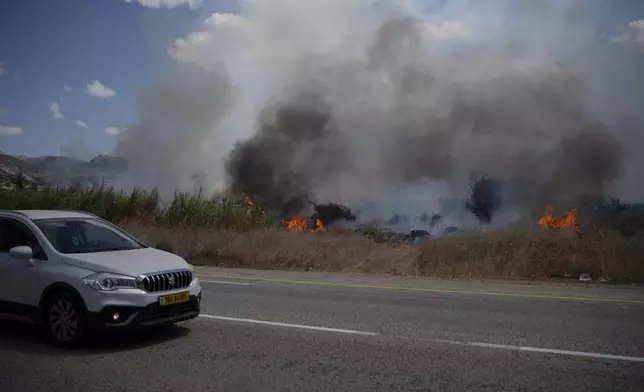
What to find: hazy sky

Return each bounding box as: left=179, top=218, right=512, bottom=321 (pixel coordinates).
left=0, top=0, right=643, bottom=159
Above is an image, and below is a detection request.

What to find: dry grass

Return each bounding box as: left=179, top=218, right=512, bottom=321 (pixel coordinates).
left=123, top=222, right=644, bottom=283
left=124, top=222, right=418, bottom=275
left=417, top=228, right=644, bottom=282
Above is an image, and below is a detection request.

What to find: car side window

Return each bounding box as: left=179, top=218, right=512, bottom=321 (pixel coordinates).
left=0, top=219, right=47, bottom=260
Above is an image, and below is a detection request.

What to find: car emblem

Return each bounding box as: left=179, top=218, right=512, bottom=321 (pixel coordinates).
left=168, top=276, right=175, bottom=288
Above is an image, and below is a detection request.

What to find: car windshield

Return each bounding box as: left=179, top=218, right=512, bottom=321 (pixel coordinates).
left=34, top=218, right=146, bottom=254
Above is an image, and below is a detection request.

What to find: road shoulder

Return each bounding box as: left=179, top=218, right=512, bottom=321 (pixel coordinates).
left=195, top=266, right=644, bottom=304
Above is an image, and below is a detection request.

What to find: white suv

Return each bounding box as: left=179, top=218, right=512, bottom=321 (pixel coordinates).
left=0, top=210, right=202, bottom=348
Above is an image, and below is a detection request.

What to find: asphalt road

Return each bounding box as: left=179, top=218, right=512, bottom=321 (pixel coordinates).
left=1, top=267, right=644, bottom=392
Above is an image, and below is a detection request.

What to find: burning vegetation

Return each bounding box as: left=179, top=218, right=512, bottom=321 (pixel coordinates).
left=3, top=183, right=644, bottom=282
left=247, top=199, right=265, bottom=215
left=283, top=216, right=308, bottom=231
left=240, top=170, right=644, bottom=246
left=538, top=205, right=579, bottom=233
left=279, top=201, right=355, bottom=232
left=281, top=216, right=327, bottom=232
left=244, top=197, right=335, bottom=232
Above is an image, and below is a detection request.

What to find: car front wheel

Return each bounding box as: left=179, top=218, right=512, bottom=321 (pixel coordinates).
left=43, top=291, right=87, bottom=348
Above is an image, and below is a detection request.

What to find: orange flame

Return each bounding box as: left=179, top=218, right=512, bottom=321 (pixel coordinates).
left=247, top=199, right=265, bottom=215
left=283, top=216, right=309, bottom=231
left=281, top=216, right=328, bottom=232
left=315, top=219, right=327, bottom=232
left=538, top=205, right=578, bottom=232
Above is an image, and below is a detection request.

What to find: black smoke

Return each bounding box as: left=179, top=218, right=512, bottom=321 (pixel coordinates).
left=310, top=201, right=357, bottom=226
left=225, top=93, right=348, bottom=218
left=112, top=0, right=644, bottom=230
left=225, top=59, right=626, bottom=224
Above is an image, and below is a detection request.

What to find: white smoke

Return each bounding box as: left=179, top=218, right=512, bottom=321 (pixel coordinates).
left=112, top=0, right=644, bottom=227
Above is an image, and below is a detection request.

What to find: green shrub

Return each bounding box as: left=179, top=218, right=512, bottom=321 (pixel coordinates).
left=0, top=185, right=274, bottom=230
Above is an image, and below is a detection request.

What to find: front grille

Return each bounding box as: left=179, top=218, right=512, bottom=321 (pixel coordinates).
left=138, top=270, right=193, bottom=293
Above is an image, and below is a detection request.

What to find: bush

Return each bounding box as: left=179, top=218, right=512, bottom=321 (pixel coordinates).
left=591, top=199, right=644, bottom=237
left=0, top=185, right=274, bottom=230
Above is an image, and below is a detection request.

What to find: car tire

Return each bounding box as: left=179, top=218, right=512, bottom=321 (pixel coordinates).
left=42, top=291, right=87, bottom=349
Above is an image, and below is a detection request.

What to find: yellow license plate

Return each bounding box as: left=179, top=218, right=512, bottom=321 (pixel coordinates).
left=159, top=291, right=190, bottom=306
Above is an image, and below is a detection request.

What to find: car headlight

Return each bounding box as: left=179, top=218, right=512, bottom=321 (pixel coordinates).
left=83, top=272, right=137, bottom=291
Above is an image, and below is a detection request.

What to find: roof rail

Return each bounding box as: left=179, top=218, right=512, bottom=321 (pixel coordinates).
left=0, top=209, right=100, bottom=218
left=52, top=209, right=101, bottom=218
left=0, top=210, right=29, bottom=217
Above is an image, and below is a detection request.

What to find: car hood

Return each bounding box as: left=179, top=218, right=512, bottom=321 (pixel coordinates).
left=62, top=248, right=192, bottom=277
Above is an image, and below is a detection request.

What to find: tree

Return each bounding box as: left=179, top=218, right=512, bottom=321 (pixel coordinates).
left=466, top=174, right=503, bottom=224
left=15, top=165, right=23, bottom=190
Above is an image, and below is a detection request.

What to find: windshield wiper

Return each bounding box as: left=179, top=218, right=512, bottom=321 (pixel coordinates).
left=62, top=247, right=126, bottom=254
left=89, top=246, right=134, bottom=252
left=62, top=248, right=101, bottom=254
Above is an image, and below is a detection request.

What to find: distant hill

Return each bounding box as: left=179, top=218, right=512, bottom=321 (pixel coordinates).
left=0, top=153, right=45, bottom=187
left=0, top=152, right=127, bottom=189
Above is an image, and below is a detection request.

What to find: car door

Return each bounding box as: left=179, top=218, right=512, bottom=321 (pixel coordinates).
left=0, top=218, right=48, bottom=309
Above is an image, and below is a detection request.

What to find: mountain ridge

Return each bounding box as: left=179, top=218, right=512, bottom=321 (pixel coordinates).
left=0, top=152, right=127, bottom=188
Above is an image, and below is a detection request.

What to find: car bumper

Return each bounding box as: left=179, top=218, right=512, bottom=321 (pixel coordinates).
left=87, top=292, right=201, bottom=333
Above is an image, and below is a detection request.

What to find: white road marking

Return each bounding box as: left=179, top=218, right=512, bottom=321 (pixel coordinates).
left=435, top=339, right=644, bottom=363
left=197, top=308, right=642, bottom=363
left=199, top=314, right=378, bottom=336
left=200, top=280, right=252, bottom=286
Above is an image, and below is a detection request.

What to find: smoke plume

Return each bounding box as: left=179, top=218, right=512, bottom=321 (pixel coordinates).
left=113, top=0, right=644, bottom=228
left=113, top=65, right=234, bottom=195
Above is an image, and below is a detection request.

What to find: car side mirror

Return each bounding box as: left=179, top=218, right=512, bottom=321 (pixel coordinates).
left=9, top=246, right=34, bottom=261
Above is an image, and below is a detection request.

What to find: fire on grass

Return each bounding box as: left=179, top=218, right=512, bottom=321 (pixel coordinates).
left=282, top=216, right=327, bottom=232
left=245, top=198, right=326, bottom=231
left=246, top=199, right=265, bottom=215
left=538, top=204, right=579, bottom=232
